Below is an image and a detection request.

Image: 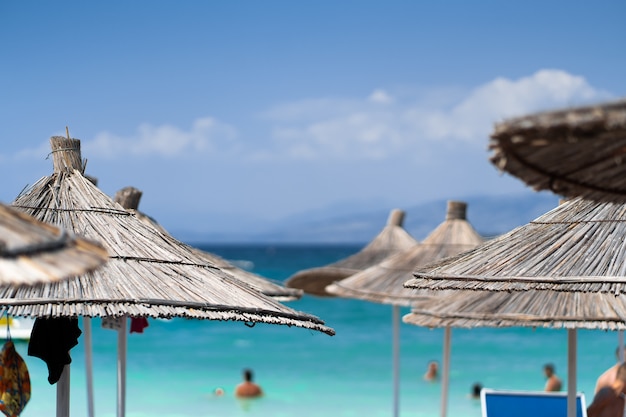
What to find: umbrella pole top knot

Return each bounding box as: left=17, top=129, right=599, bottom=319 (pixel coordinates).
left=446, top=201, right=467, bottom=220
left=387, top=209, right=405, bottom=227
left=114, top=187, right=143, bottom=210
left=50, top=136, right=84, bottom=174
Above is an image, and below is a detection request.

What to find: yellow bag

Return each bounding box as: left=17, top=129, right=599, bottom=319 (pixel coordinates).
left=0, top=341, right=30, bottom=417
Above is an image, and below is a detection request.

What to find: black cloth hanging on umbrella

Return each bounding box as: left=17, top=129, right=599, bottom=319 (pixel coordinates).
left=27, top=318, right=81, bottom=384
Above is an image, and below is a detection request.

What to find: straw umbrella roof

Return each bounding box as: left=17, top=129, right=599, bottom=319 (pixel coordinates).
left=327, top=201, right=483, bottom=306
left=490, top=98, right=626, bottom=203
left=114, top=186, right=303, bottom=302
left=0, top=203, right=107, bottom=285
left=6, top=136, right=333, bottom=335
left=405, top=197, right=626, bottom=294
left=285, top=209, right=418, bottom=296
left=404, top=290, right=626, bottom=330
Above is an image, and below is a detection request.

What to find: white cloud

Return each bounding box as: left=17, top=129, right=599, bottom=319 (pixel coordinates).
left=84, top=117, right=239, bottom=158
left=413, top=69, right=607, bottom=141
left=4, top=70, right=612, bottom=166
left=368, top=89, right=394, bottom=104
left=263, top=69, right=611, bottom=160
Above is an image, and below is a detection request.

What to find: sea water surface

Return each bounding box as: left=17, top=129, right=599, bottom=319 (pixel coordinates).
left=14, top=244, right=619, bottom=417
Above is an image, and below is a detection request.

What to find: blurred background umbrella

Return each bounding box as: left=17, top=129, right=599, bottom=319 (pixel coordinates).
left=114, top=186, right=303, bottom=302
left=327, top=201, right=483, bottom=417
left=286, top=209, right=417, bottom=296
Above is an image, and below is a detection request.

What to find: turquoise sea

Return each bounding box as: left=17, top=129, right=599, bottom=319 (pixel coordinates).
left=12, top=244, right=619, bottom=417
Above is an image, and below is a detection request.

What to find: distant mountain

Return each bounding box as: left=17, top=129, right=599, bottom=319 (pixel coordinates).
left=176, top=192, right=560, bottom=244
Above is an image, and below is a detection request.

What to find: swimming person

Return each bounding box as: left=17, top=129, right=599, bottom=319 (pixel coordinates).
left=588, top=362, right=626, bottom=417
left=543, top=363, right=562, bottom=392
left=470, top=383, right=483, bottom=399
left=235, top=368, right=263, bottom=398
left=423, top=361, right=439, bottom=381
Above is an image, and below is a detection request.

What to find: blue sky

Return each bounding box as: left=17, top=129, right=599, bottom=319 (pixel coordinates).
left=1, top=1, right=625, bottom=236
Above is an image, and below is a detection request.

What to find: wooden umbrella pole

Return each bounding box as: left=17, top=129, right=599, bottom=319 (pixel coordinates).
left=392, top=305, right=400, bottom=417
left=84, top=318, right=95, bottom=417
left=440, top=327, right=451, bottom=417
left=57, top=365, right=70, bottom=417
left=567, top=329, right=577, bottom=417
left=113, top=189, right=139, bottom=417
left=117, top=317, right=128, bottom=417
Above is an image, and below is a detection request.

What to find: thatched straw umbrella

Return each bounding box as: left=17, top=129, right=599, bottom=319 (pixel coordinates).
left=286, top=209, right=418, bottom=296
left=327, top=201, right=483, bottom=417
left=114, top=186, right=303, bottom=302
left=79, top=186, right=304, bottom=417
left=9, top=136, right=334, bottom=417
left=0, top=203, right=107, bottom=285
left=490, top=98, right=626, bottom=204
left=405, top=197, right=626, bottom=417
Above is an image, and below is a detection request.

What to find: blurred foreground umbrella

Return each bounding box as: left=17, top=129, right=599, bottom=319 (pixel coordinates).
left=0, top=203, right=106, bottom=285
left=405, top=197, right=626, bottom=417
left=490, top=99, right=626, bottom=203
left=327, top=201, right=483, bottom=417
left=9, top=136, right=334, bottom=417
left=114, top=186, right=303, bottom=302
left=286, top=209, right=418, bottom=296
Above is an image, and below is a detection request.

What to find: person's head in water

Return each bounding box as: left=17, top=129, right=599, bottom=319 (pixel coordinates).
left=244, top=369, right=254, bottom=382
left=543, top=363, right=562, bottom=392
left=235, top=368, right=263, bottom=398
left=471, top=383, right=482, bottom=399
left=424, top=360, right=439, bottom=381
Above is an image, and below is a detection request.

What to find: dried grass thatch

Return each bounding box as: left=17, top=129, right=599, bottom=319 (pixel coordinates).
left=7, top=137, right=333, bottom=335
left=285, top=209, right=418, bottom=296
left=114, top=186, right=303, bottom=302
left=403, top=289, right=626, bottom=330
left=406, top=197, right=626, bottom=294
left=490, top=99, right=626, bottom=203
left=327, top=201, right=483, bottom=305
left=0, top=203, right=107, bottom=285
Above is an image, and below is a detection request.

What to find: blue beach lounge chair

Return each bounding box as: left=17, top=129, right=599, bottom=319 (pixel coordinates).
left=481, top=389, right=587, bottom=417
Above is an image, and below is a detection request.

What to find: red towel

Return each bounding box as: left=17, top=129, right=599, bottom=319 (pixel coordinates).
left=130, top=317, right=149, bottom=334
